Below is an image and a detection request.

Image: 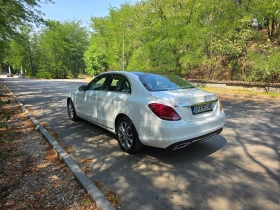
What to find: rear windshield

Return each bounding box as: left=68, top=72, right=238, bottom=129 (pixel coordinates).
left=138, top=73, right=195, bottom=91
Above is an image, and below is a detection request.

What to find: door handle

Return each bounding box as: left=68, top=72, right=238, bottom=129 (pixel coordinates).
left=114, top=97, right=121, bottom=101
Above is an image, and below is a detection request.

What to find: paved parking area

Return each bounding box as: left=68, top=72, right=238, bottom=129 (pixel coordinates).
left=2, top=77, right=280, bottom=210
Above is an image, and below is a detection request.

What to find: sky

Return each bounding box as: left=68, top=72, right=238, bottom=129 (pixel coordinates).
left=39, top=0, right=138, bottom=28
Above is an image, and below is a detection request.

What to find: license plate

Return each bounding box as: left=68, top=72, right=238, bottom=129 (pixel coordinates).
left=191, top=102, right=213, bottom=115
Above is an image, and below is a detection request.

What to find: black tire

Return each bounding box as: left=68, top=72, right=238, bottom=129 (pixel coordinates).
left=116, top=116, right=144, bottom=154
left=67, top=99, right=79, bottom=121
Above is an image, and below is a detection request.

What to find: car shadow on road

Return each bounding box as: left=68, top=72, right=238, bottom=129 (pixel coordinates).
left=141, top=135, right=227, bottom=163
left=66, top=116, right=227, bottom=164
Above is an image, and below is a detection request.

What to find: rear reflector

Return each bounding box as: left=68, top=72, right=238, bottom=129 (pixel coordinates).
left=219, top=100, right=223, bottom=110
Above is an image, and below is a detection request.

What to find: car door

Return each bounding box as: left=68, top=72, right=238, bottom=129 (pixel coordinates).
left=75, top=89, right=87, bottom=116
left=82, top=74, right=109, bottom=122
left=97, top=74, right=131, bottom=129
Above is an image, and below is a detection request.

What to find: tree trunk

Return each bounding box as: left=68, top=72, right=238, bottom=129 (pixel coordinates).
left=271, top=18, right=276, bottom=37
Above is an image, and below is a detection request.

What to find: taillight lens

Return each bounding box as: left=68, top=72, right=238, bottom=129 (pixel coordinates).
left=148, top=103, right=181, bottom=121
left=219, top=100, right=223, bottom=110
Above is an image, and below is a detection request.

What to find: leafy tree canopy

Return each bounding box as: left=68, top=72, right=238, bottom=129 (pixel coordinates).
left=0, top=0, right=52, bottom=65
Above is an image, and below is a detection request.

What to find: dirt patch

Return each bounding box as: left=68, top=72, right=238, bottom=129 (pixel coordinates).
left=0, top=82, right=99, bottom=209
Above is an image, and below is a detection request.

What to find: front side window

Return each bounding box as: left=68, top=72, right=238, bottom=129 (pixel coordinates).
left=138, top=73, right=194, bottom=91
left=87, top=75, right=108, bottom=91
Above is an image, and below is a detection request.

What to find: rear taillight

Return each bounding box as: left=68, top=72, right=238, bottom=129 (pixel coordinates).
left=219, top=100, right=223, bottom=110
left=148, top=103, right=181, bottom=121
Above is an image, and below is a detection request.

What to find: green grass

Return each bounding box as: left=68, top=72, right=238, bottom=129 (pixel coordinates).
left=0, top=114, right=10, bottom=129
left=265, top=91, right=278, bottom=98
left=0, top=153, right=8, bottom=162
left=0, top=137, right=14, bottom=143
left=0, top=99, right=11, bottom=105
left=0, top=122, right=8, bottom=129
left=13, top=153, right=22, bottom=157
left=80, top=199, right=91, bottom=205
left=201, top=87, right=280, bottom=99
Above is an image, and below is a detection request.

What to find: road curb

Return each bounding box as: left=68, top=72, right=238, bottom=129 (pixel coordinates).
left=2, top=82, right=115, bottom=210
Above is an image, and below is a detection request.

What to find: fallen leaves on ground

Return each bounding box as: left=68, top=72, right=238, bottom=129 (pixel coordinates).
left=0, top=82, right=99, bottom=210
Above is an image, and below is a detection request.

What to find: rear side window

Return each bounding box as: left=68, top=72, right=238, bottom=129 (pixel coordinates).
left=110, top=74, right=131, bottom=93
left=138, top=73, right=194, bottom=91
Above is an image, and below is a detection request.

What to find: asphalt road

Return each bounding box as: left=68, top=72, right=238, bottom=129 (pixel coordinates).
left=2, top=77, right=280, bottom=210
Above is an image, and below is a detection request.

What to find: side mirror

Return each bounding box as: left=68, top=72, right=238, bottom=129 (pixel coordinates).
left=78, top=85, right=87, bottom=91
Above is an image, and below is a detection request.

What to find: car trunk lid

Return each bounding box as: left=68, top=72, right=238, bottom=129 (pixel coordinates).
left=150, top=88, right=219, bottom=121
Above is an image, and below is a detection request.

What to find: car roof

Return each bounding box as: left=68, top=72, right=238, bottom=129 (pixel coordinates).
left=102, top=71, right=164, bottom=77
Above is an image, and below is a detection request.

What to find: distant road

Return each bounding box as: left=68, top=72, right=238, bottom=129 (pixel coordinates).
left=2, top=77, right=280, bottom=210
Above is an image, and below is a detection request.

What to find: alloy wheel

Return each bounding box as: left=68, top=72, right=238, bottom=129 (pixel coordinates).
left=68, top=101, right=74, bottom=119
left=118, top=121, right=133, bottom=149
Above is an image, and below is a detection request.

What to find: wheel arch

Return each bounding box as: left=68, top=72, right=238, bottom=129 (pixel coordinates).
left=114, top=113, right=144, bottom=153
left=114, top=113, right=142, bottom=143
left=115, top=113, right=129, bottom=133
left=67, top=97, right=72, bottom=104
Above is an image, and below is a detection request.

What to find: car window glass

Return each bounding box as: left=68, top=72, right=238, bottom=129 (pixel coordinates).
left=138, top=73, right=194, bottom=91
left=110, top=74, right=131, bottom=93
left=87, top=75, right=108, bottom=91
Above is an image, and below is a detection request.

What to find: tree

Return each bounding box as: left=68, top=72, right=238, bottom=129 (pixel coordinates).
left=84, top=43, right=108, bottom=76
left=4, top=26, right=36, bottom=75
left=37, top=20, right=89, bottom=78
left=0, top=0, right=52, bottom=63
left=89, top=3, right=142, bottom=71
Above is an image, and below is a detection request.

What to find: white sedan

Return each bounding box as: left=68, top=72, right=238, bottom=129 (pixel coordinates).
left=67, top=71, right=225, bottom=153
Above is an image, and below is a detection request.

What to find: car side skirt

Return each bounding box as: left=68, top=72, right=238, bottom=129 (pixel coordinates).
left=77, top=114, right=116, bottom=134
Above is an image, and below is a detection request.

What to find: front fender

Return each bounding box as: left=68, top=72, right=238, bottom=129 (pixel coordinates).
left=68, top=92, right=76, bottom=104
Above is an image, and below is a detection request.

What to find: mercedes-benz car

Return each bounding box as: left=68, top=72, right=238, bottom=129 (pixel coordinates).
left=67, top=71, right=225, bottom=154
left=7, top=73, right=14, bottom=77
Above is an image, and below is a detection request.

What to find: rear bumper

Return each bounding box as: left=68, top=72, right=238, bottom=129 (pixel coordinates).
left=135, top=110, right=225, bottom=149
left=167, top=127, right=223, bottom=150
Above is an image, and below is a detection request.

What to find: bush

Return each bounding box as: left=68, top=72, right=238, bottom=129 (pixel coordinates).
left=35, top=71, right=52, bottom=79
left=247, top=50, right=280, bottom=82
